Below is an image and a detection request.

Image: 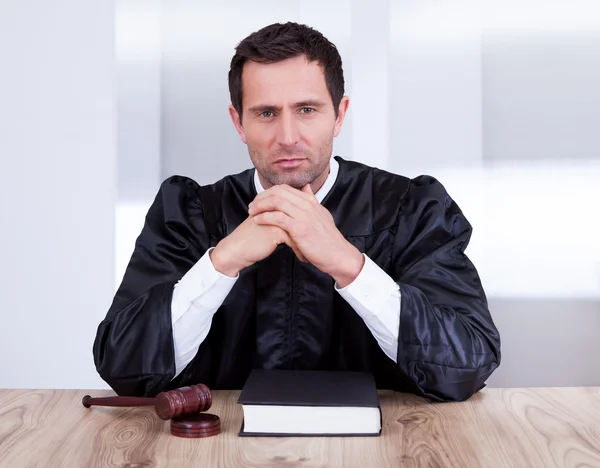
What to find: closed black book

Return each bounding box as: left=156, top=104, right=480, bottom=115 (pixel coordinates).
left=237, top=369, right=382, bottom=437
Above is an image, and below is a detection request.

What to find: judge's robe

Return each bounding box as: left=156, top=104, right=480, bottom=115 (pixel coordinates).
left=93, top=156, right=501, bottom=402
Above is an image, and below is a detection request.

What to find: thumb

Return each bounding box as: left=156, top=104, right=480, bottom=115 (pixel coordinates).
left=284, top=234, right=307, bottom=263
left=301, top=184, right=314, bottom=196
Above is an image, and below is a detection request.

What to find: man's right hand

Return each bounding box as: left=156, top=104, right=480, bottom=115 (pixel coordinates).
left=210, top=216, right=305, bottom=277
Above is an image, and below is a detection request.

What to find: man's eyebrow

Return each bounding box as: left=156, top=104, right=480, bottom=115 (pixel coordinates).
left=247, top=100, right=327, bottom=113
left=247, top=104, right=281, bottom=113
left=295, top=100, right=326, bottom=108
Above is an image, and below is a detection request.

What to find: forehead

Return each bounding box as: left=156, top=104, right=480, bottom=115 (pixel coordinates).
left=241, top=55, right=329, bottom=107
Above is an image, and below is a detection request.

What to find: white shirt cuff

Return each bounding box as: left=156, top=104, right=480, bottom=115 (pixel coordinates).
left=335, top=254, right=401, bottom=357
left=172, top=247, right=238, bottom=324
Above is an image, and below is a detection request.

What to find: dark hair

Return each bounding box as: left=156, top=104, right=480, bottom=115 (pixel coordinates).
left=228, top=22, right=345, bottom=122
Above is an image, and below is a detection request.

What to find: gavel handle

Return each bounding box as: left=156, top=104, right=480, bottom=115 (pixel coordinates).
left=82, top=395, right=156, bottom=408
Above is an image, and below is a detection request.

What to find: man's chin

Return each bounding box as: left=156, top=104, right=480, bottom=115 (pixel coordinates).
left=286, top=181, right=308, bottom=190
left=268, top=171, right=313, bottom=189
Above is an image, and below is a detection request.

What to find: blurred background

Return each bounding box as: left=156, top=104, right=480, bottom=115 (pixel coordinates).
left=1, top=0, right=598, bottom=390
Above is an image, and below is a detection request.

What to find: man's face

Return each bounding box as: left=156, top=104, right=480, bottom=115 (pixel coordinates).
left=230, top=55, right=349, bottom=190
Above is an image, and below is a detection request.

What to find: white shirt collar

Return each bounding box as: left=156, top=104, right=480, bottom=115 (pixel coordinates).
left=253, top=157, right=339, bottom=204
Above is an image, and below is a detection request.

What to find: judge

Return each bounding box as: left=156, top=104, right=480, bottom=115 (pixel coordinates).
left=93, top=22, right=501, bottom=402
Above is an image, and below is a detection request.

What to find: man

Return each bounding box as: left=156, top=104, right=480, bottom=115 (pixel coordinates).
left=93, top=22, right=501, bottom=402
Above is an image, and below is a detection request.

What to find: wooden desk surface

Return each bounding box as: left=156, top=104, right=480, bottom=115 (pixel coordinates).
left=1, top=387, right=600, bottom=468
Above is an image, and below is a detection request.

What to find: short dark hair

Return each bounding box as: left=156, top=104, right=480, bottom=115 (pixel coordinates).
left=228, top=22, right=345, bottom=122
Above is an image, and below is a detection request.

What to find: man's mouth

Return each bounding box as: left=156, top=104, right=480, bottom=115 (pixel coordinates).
left=274, top=158, right=305, bottom=168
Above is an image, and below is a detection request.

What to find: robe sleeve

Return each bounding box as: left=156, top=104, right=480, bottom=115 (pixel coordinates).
left=92, top=176, right=210, bottom=397
left=391, top=175, right=501, bottom=402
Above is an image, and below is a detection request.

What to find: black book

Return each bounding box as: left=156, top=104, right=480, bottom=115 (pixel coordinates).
left=237, top=369, right=382, bottom=437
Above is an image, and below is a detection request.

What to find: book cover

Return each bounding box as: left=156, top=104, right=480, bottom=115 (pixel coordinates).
left=237, top=369, right=382, bottom=437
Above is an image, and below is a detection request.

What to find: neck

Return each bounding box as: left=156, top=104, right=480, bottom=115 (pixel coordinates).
left=308, top=165, right=330, bottom=194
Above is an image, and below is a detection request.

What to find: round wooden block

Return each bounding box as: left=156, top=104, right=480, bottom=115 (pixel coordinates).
left=170, top=413, right=221, bottom=438
left=171, top=428, right=221, bottom=439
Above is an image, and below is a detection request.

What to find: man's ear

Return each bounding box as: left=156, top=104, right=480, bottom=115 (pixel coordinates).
left=229, top=104, right=247, bottom=144
left=333, top=96, right=350, bottom=138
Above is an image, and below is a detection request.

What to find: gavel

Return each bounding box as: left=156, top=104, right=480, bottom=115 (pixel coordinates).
left=82, top=384, right=220, bottom=438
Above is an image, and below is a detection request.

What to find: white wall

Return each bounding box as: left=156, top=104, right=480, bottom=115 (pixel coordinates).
left=117, top=0, right=162, bottom=202
left=482, top=0, right=600, bottom=162
left=389, top=0, right=483, bottom=172
left=0, top=1, right=116, bottom=388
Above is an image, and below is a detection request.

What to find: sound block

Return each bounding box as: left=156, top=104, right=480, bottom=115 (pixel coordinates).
left=170, top=413, right=221, bottom=438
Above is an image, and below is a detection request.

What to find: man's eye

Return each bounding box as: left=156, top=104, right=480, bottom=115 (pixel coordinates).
left=260, top=111, right=274, bottom=118
left=299, top=108, right=314, bottom=114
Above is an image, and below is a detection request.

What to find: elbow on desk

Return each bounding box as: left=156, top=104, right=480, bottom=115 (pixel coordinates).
left=93, top=340, right=173, bottom=397
left=92, top=321, right=176, bottom=397
left=96, top=366, right=172, bottom=397
left=409, top=356, right=500, bottom=402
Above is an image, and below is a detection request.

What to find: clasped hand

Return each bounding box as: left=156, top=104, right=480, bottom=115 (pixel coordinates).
left=210, top=184, right=364, bottom=288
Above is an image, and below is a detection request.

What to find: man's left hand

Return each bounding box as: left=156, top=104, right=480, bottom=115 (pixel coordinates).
left=248, top=184, right=364, bottom=288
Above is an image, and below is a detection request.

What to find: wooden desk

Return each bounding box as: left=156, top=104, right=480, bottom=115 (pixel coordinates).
left=1, top=388, right=599, bottom=467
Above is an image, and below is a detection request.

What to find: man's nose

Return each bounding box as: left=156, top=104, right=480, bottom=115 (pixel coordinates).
left=275, top=112, right=300, bottom=147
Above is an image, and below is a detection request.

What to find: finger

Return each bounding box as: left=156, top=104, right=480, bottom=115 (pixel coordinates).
left=300, top=184, right=319, bottom=205
left=254, top=210, right=294, bottom=234
left=287, top=238, right=307, bottom=262
left=249, top=185, right=313, bottom=218
left=249, top=196, right=302, bottom=219
left=295, top=251, right=307, bottom=262
left=252, top=184, right=314, bottom=208
left=301, top=184, right=313, bottom=196
left=257, top=216, right=307, bottom=262
left=282, top=232, right=306, bottom=262
left=280, top=183, right=316, bottom=202
left=282, top=184, right=318, bottom=206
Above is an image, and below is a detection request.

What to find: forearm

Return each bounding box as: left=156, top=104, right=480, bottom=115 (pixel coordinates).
left=336, top=254, right=401, bottom=363
left=171, top=248, right=238, bottom=377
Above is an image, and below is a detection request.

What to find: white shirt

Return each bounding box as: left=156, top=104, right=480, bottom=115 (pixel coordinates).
left=171, top=158, right=402, bottom=378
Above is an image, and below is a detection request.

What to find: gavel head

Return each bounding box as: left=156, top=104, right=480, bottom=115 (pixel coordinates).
left=154, top=384, right=212, bottom=420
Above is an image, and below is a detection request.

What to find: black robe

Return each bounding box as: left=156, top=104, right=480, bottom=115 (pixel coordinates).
left=93, top=156, right=501, bottom=402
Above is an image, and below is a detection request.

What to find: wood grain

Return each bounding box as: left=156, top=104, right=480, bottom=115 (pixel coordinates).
left=1, top=387, right=599, bottom=467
